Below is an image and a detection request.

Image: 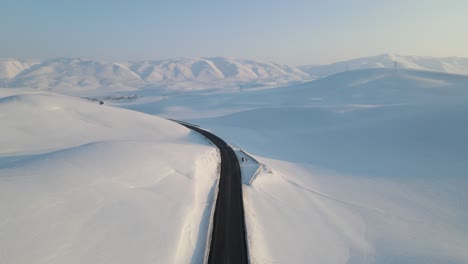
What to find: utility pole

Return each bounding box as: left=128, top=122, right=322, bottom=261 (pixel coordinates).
left=394, top=60, right=398, bottom=69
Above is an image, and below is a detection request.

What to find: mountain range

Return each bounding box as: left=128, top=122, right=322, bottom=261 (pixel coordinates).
left=1, top=54, right=468, bottom=95
left=0, top=57, right=309, bottom=95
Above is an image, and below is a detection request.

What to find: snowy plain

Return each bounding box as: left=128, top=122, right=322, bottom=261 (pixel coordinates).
left=1, top=55, right=468, bottom=263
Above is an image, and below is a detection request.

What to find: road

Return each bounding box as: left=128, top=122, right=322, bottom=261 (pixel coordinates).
left=179, top=123, right=249, bottom=264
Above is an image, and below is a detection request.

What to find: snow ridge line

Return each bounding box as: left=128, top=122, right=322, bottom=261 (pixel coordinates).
left=278, top=173, right=386, bottom=215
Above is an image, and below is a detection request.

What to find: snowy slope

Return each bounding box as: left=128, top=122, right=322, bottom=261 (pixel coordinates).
left=300, top=54, right=468, bottom=78
left=278, top=68, right=468, bottom=105
left=2, top=60, right=468, bottom=263
left=9, top=58, right=146, bottom=96
left=196, top=104, right=468, bottom=264
left=0, top=89, right=219, bottom=264
left=117, top=68, right=468, bottom=120
left=0, top=58, right=38, bottom=80
left=129, top=57, right=309, bottom=88
left=116, top=68, right=468, bottom=263
left=192, top=78, right=468, bottom=263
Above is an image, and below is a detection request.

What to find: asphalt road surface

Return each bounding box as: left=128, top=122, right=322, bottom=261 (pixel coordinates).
left=180, top=123, right=249, bottom=264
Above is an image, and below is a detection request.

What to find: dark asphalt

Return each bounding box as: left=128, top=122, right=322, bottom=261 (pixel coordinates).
left=180, top=123, right=249, bottom=264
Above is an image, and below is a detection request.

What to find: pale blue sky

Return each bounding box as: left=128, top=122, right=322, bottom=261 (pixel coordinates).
left=1, top=0, right=467, bottom=65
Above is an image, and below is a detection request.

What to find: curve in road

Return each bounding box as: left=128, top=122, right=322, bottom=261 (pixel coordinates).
left=180, top=123, right=249, bottom=264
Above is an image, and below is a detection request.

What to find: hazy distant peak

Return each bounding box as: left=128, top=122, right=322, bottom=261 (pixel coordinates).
left=1, top=57, right=311, bottom=94
left=0, top=58, right=39, bottom=79
left=128, top=57, right=309, bottom=84
left=300, top=54, right=468, bottom=78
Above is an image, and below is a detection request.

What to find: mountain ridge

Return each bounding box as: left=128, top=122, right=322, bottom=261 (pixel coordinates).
left=2, top=54, right=468, bottom=96
left=299, top=53, right=468, bottom=78
left=1, top=57, right=310, bottom=95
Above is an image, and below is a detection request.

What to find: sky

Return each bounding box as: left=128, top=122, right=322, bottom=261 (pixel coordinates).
left=1, top=0, right=468, bottom=66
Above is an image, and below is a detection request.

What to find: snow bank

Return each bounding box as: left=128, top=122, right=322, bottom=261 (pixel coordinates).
left=244, top=158, right=468, bottom=263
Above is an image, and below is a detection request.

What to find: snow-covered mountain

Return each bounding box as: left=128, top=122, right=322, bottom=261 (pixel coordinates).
left=2, top=57, right=310, bottom=95
left=300, top=54, right=468, bottom=78
left=130, top=57, right=308, bottom=86
left=0, top=88, right=219, bottom=263
left=4, top=55, right=468, bottom=96
left=0, top=58, right=39, bottom=80
left=8, top=58, right=146, bottom=95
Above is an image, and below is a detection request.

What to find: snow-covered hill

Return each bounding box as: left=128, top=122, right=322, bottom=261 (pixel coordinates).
left=300, top=54, right=468, bottom=78
left=0, top=89, right=219, bottom=263
left=2, top=59, right=468, bottom=263
left=119, top=68, right=468, bottom=119
left=284, top=68, right=468, bottom=105
left=114, top=67, right=468, bottom=263
left=130, top=57, right=309, bottom=88
left=0, top=58, right=38, bottom=80
left=9, top=58, right=146, bottom=95
left=3, top=57, right=310, bottom=95
left=4, top=55, right=468, bottom=96
left=191, top=70, right=468, bottom=264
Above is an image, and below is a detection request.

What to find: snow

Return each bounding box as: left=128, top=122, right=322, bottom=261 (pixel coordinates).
left=0, top=89, right=220, bottom=263
left=128, top=57, right=309, bottom=88
left=110, top=68, right=468, bottom=263
left=197, top=73, right=468, bottom=263
left=243, top=158, right=468, bottom=263
left=9, top=58, right=145, bottom=96
left=0, top=58, right=39, bottom=83
left=300, top=54, right=468, bottom=78
left=234, top=148, right=262, bottom=185
left=192, top=103, right=468, bottom=263
left=4, top=55, right=468, bottom=96
left=2, top=56, right=468, bottom=263
left=3, top=57, right=310, bottom=96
